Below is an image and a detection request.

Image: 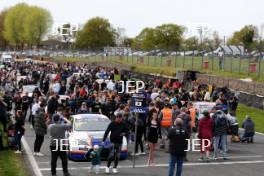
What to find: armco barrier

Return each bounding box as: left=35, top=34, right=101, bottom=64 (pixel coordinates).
left=238, top=92, right=264, bottom=110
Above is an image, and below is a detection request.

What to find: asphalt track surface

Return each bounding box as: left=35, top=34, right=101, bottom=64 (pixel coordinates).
left=20, top=121, right=264, bottom=176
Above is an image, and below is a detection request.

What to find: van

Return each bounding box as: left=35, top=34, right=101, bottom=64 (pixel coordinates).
left=0, top=53, right=13, bottom=64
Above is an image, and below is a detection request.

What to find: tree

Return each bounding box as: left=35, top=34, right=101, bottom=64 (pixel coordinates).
left=23, top=6, right=52, bottom=46
left=132, top=28, right=156, bottom=50
left=211, top=30, right=222, bottom=49
left=154, top=24, right=185, bottom=51
left=182, top=36, right=199, bottom=51
left=4, top=3, right=30, bottom=46
left=75, top=17, right=117, bottom=49
left=228, top=25, right=257, bottom=50
left=3, top=3, right=52, bottom=48
left=123, top=37, right=133, bottom=47
left=0, top=9, right=8, bottom=48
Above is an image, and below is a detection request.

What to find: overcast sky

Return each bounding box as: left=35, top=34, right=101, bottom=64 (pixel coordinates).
left=1, top=0, right=264, bottom=38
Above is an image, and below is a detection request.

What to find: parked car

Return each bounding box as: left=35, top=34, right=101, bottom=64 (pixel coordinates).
left=0, top=53, right=13, bottom=64
left=68, top=113, right=128, bottom=161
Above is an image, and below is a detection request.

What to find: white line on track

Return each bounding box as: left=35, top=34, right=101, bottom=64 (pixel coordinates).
left=22, top=137, right=43, bottom=176
left=239, top=128, right=264, bottom=136
left=39, top=160, right=264, bottom=171
left=37, top=155, right=263, bottom=165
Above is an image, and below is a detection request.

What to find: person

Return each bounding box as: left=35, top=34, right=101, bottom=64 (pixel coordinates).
left=47, top=93, right=59, bottom=120
left=86, top=144, right=102, bottom=174
left=228, top=95, right=238, bottom=116
left=212, top=110, right=229, bottom=160
left=146, top=109, right=161, bottom=166
left=187, top=102, right=197, bottom=132
left=14, top=110, right=25, bottom=154
left=241, top=115, right=255, bottom=143
left=21, top=92, right=30, bottom=121
left=0, top=97, right=7, bottom=133
left=132, top=113, right=146, bottom=156
left=102, top=113, right=128, bottom=174
left=150, top=88, right=159, bottom=101
left=218, top=51, right=224, bottom=70
left=177, top=107, right=192, bottom=161
left=31, top=97, right=40, bottom=127
left=159, top=103, right=173, bottom=149
left=167, top=118, right=188, bottom=176
left=171, top=102, right=181, bottom=125
left=198, top=111, right=214, bottom=162
left=77, top=102, right=89, bottom=114
left=91, top=96, right=102, bottom=113
left=48, top=114, right=72, bottom=176
left=33, top=100, right=47, bottom=156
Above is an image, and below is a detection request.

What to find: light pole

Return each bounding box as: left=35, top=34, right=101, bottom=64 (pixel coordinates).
left=192, top=43, right=195, bottom=70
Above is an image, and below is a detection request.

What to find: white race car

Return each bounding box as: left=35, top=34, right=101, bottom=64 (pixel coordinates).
left=68, top=113, right=128, bottom=161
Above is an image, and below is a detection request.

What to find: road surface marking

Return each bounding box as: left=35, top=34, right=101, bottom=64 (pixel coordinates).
left=37, top=155, right=263, bottom=165
left=239, top=128, right=264, bottom=136
left=22, top=137, right=43, bottom=176
left=256, top=132, right=264, bottom=136
left=39, top=160, right=264, bottom=171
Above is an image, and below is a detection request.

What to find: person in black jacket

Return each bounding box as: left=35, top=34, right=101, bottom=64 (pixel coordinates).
left=33, top=101, right=47, bottom=156
left=167, top=118, right=188, bottom=176
left=21, top=92, right=30, bottom=121
left=47, top=93, right=59, bottom=121
left=14, top=110, right=25, bottom=154
left=102, top=113, right=128, bottom=174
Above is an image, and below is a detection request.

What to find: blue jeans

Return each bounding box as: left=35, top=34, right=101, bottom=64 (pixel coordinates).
left=15, top=133, right=23, bottom=151
left=213, top=134, right=227, bottom=158
left=168, top=154, right=183, bottom=176
left=242, top=132, right=254, bottom=142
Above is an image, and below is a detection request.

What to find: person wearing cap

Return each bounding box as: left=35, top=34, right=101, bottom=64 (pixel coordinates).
left=48, top=114, right=72, bottom=176
left=198, top=111, right=214, bottom=162
left=102, top=113, right=128, bottom=174
left=159, top=102, right=173, bottom=149
left=167, top=118, right=188, bottom=176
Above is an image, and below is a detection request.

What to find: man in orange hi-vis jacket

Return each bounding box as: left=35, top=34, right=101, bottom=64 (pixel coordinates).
left=159, top=102, right=173, bottom=150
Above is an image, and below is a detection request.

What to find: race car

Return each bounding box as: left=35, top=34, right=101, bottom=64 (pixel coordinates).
left=68, top=113, right=128, bottom=161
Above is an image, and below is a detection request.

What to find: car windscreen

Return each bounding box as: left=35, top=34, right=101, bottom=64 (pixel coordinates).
left=74, top=117, right=110, bottom=131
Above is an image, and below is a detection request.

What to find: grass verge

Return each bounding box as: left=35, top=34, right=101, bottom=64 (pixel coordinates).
left=236, top=104, right=264, bottom=133
left=0, top=150, right=29, bottom=176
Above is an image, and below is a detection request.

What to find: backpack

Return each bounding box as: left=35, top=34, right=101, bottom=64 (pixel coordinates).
left=215, top=113, right=227, bottom=128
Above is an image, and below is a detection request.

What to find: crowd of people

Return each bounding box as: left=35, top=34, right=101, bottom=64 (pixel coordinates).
left=0, top=59, right=256, bottom=176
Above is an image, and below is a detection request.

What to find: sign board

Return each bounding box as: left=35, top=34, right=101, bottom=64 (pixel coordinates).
left=193, top=102, right=216, bottom=119
left=130, top=93, right=147, bottom=113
